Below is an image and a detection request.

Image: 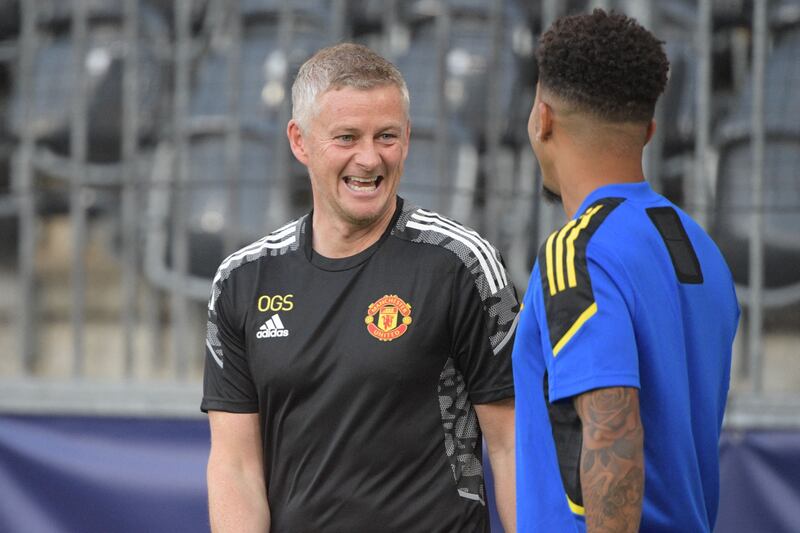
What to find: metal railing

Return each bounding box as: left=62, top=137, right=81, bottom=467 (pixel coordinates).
left=0, top=0, right=797, bottom=424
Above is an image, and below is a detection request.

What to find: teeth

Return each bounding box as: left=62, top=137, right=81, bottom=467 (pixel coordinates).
left=344, top=176, right=381, bottom=192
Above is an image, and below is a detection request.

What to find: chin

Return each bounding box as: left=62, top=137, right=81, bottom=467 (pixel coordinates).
left=340, top=201, right=389, bottom=227
left=541, top=185, right=563, bottom=205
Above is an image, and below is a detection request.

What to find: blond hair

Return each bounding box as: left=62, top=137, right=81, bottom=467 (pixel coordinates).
left=291, top=43, right=410, bottom=130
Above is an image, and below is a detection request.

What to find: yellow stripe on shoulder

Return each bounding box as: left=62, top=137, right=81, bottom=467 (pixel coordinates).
left=544, top=231, right=557, bottom=296
left=566, top=205, right=604, bottom=288
left=539, top=197, right=624, bottom=356
left=555, top=219, right=578, bottom=292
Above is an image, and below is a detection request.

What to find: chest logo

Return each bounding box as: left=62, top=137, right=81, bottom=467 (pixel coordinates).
left=256, top=313, right=289, bottom=339
left=364, top=294, right=412, bottom=342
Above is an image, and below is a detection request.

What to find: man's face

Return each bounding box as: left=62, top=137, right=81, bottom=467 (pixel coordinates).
left=291, top=85, right=410, bottom=229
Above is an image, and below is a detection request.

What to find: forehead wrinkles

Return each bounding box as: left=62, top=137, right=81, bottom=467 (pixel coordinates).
left=314, top=88, right=407, bottom=132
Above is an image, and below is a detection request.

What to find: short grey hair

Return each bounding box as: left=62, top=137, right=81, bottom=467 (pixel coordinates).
left=291, top=43, right=410, bottom=131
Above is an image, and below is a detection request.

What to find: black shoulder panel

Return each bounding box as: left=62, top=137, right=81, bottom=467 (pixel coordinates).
left=646, top=207, right=703, bottom=284
left=537, top=198, right=624, bottom=356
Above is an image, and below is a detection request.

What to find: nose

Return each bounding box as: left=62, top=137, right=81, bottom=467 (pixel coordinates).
left=353, top=138, right=381, bottom=171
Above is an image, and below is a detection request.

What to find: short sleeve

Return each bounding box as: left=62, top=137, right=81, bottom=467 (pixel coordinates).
left=544, top=246, right=640, bottom=402
left=201, top=275, right=258, bottom=413
left=450, top=259, right=520, bottom=405
left=513, top=271, right=583, bottom=532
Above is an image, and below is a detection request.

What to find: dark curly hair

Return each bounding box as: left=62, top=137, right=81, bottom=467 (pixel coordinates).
left=536, top=9, right=669, bottom=123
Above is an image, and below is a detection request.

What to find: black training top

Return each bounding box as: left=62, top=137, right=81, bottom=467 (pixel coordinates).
left=202, top=197, right=519, bottom=532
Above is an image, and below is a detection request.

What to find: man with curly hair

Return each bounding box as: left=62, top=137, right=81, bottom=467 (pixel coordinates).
left=513, top=9, right=739, bottom=532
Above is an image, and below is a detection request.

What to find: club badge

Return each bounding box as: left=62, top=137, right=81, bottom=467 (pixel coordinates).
left=364, top=294, right=412, bottom=342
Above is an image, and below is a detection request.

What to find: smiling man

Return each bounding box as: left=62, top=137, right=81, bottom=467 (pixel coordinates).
left=202, top=44, right=519, bottom=532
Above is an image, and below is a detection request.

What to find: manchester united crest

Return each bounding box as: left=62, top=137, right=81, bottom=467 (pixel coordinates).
left=364, top=294, right=413, bottom=342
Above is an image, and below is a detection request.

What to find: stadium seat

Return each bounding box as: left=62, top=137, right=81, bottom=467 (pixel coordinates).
left=398, top=4, right=522, bottom=140
left=770, top=0, right=800, bottom=33
left=713, top=28, right=800, bottom=302
left=239, top=0, right=334, bottom=24
left=145, top=127, right=293, bottom=296
left=390, top=22, right=479, bottom=219
left=400, top=124, right=479, bottom=223
left=7, top=2, right=169, bottom=164
left=181, top=130, right=289, bottom=280
left=149, top=10, right=331, bottom=286
left=660, top=40, right=698, bottom=157
left=0, top=1, right=18, bottom=41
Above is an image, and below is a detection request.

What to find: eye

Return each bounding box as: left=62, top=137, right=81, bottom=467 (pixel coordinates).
left=378, top=132, right=398, bottom=142
left=335, top=134, right=355, bottom=143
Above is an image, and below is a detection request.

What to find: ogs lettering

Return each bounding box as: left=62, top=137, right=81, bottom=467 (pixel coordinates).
left=258, top=294, right=294, bottom=312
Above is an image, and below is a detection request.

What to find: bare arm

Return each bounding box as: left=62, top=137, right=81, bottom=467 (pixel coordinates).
left=573, top=387, right=644, bottom=533
left=207, top=411, right=270, bottom=533
left=475, top=398, right=516, bottom=533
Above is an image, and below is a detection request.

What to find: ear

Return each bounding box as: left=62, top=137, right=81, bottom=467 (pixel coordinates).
left=402, top=119, right=411, bottom=157
left=287, top=119, right=309, bottom=166
left=644, top=119, right=656, bottom=145
left=536, top=100, right=554, bottom=142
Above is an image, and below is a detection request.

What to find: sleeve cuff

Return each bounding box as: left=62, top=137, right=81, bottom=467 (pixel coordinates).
left=549, top=373, right=640, bottom=403
left=470, top=384, right=515, bottom=405
left=200, top=397, right=259, bottom=414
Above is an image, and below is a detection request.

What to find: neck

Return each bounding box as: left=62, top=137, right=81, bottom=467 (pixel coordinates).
left=311, top=202, right=396, bottom=258
left=557, top=150, right=646, bottom=218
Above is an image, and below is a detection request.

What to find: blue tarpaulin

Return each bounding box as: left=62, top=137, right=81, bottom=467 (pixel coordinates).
left=0, top=416, right=209, bottom=533
left=0, top=415, right=502, bottom=532
left=717, top=430, right=800, bottom=533
left=1, top=415, right=798, bottom=532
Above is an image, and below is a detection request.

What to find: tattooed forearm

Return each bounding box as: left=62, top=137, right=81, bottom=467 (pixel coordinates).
left=574, top=387, right=644, bottom=533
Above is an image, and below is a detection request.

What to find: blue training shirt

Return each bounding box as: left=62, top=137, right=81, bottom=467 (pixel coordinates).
left=514, top=182, right=739, bottom=532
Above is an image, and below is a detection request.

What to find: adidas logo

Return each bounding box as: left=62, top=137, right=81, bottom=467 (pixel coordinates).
left=256, top=314, right=289, bottom=339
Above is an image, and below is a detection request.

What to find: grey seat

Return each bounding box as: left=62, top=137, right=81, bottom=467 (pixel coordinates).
left=713, top=28, right=800, bottom=301
left=7, top=3, right=169, bottom=163
left=155, top=16, right=329, bottom=285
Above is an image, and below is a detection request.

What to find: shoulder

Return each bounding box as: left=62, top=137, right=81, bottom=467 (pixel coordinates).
left=208, top=215, right=306, bottom=311
left=392, top=203, right=511, bottom=299
left=536, top=197, right=628, bottom=279
left=533, top=198, right=635, bottom=356
left=534, top=198, right=628, bottom=327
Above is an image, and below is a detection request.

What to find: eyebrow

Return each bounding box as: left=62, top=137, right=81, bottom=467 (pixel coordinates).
left=329, top=123, right=404, bottom=135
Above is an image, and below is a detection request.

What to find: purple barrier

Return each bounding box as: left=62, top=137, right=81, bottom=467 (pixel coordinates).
left=3, top=415, right=797, bottom=532
left=0, top=416, right=209, bottom=533
left=0, top=415, right=505, bottom=532
left=717, top=430, right=800, bottom=533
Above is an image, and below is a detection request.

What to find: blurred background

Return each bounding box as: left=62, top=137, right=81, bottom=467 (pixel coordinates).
left=0, top=0, right=798, bottom=531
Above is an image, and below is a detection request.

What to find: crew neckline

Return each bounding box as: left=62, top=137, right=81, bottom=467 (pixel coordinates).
left=576, top=181, right=654, bottom=218
left=304, top=197, right=404, bottom=272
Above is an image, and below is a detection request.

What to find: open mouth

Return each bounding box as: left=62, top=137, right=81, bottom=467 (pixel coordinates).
left=344, top=175, right=384, bottom=192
